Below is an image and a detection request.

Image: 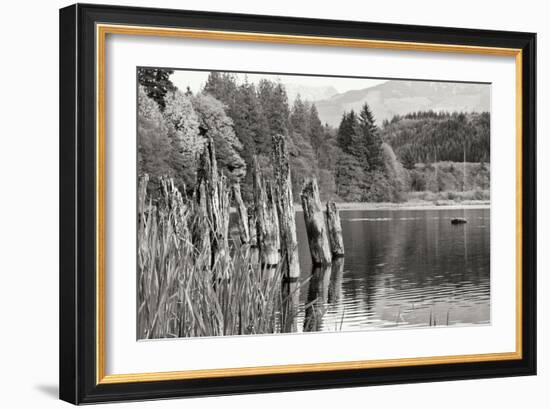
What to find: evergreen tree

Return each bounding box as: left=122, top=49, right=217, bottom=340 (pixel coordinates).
left=233, top=81, right=269, bottom=200
left=258, top=79, right=290, bottom=138
left=317, top=125, right=339, bottom=172
left=137, top=68, right=176, bottom=109
left=289, top=95, right=309, bottom=137
left=287, top=96, right=325, bottom=198
left=237, top=81, right=270, bottom=156
left=399, top=145, right=417, bottom=170
left=308, top=104, right=324, bottom=155
left=335, top=151, right=366, bottom=202
left=203, top=71, right=238, bottom=107
left=357, top=103, right=384, bottom=171
left=381, top=111, right=490, bottom=163
left=287, top=130, right=317, bottom=199
left=232, top=81, right=257, bottom=160
left=337, top=111, right=358, bottom=153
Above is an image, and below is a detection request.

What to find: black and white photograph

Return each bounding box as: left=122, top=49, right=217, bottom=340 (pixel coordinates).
left=137, top=68, right=491, bottom=340
left=1, top=0, right=542, bottom=406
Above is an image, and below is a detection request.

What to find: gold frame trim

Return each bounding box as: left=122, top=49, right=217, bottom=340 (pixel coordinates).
left=96, top=23, right=523, bottom=385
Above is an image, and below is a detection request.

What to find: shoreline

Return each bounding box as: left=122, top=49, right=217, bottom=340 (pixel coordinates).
left=294, top=200, right=490, bottom=212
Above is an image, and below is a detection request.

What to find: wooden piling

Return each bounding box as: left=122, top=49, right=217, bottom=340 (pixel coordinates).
left=193, top=181, right=211, bottom=264
left=232, top=183, right=250, bottom=244
left=272, top=134, right=301, bottom=279
left=253, top=158, right=280, bottom=266
left=326, top=201, right=345, bottom=257
left=196, top=137, right=230, bottom=269
left=266, top=180, right=281, bottom=254
left=300, top=179, right=332, bottom=266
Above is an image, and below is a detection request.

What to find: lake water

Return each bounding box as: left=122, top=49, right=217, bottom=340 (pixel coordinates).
left=289, top=207, right=490, bottom=333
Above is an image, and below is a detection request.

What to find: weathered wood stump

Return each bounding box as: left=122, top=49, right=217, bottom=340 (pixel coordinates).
left=232, top=183, right=250, bottom=244
left=196, top=137, right=230, bottom=270
left=253, top=158, right=280, bottom=267
left=300, top=179, right=332, bottom=266
left=266, top=180, right=281, bottom=255
left=192, top=181, right=211, bottom=264
left=272, top=134, right=301, bottom=279
left=326, top=201, right=345, bottom=257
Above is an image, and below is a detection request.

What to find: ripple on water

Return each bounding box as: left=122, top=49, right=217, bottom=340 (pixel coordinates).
left=294, top=208, right=491, bottom=333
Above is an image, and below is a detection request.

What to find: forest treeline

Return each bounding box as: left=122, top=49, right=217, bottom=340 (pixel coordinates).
left=381, top=111, right=490, bottom=167
left=137, top=68, right=490, bottom=204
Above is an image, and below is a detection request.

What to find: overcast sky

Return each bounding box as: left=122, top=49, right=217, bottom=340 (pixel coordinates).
left=170, top=69, right=386, bottom=97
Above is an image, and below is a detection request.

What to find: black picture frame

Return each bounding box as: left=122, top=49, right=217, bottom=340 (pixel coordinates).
left=59, top=3, right=536, bottom=404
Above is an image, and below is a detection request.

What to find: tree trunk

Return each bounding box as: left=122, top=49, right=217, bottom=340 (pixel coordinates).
left=196, top=137, right=230, bottom=272
left=326, top=201, right=345, bottom=257
left=300, top=179, right=332, bottom=266
left=272, top=134, right=300, bottom=279
left=193, top=181, right=211, bottom=265
left=253, top=158, right=280, bottom=267
left=232, top=183, right=250, bottom=244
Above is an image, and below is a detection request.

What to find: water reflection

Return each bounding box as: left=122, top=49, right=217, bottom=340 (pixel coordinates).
left=295, top=208, right=490, bottom=332
left=281, top=279, right=300, bottom=333
left=303, top=265, right=331, bottom=332
left=328, top=257, right=344, bottom=305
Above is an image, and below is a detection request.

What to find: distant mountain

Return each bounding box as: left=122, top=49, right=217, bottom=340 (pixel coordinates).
left=284, top=83, right=339, bottom=104
left=314, top=80, right=491, bottom=127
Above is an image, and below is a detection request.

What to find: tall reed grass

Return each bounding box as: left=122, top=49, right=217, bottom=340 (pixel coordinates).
left=137, top=174, right=297, bottom=339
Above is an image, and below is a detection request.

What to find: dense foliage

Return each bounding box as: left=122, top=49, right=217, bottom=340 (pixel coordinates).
left=334, top=104, right=406, bottom=202
left=138, top=68, right=176, bottom=109
left=381, top=111, right=490, bottom=166
left=137, top=69, right=490, bottom=203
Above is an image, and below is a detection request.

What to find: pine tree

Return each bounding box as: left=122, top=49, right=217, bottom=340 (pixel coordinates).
left=137, top=68, right=176, bottom=109
left=232, top=81, right=269, bottom=200
left=357, top=103, right=384, bottom=171
left=289, top=95, right=309, bottom=137
left=203, top=71, right=238, bottom=107
left=308, top=104, right=324, bottom=155
left=336, top=111, right=358, bottom=154
left=335, top=151, right=366, bottom=202
left=236, top=81, right=270, bottom=156
left=258, top=79, right=290, bottom=138
left=381, top=111, right=490, bottom=163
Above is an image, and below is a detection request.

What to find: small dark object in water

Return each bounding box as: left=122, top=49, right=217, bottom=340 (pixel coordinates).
left=451, top=218, right=467, bottom=225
